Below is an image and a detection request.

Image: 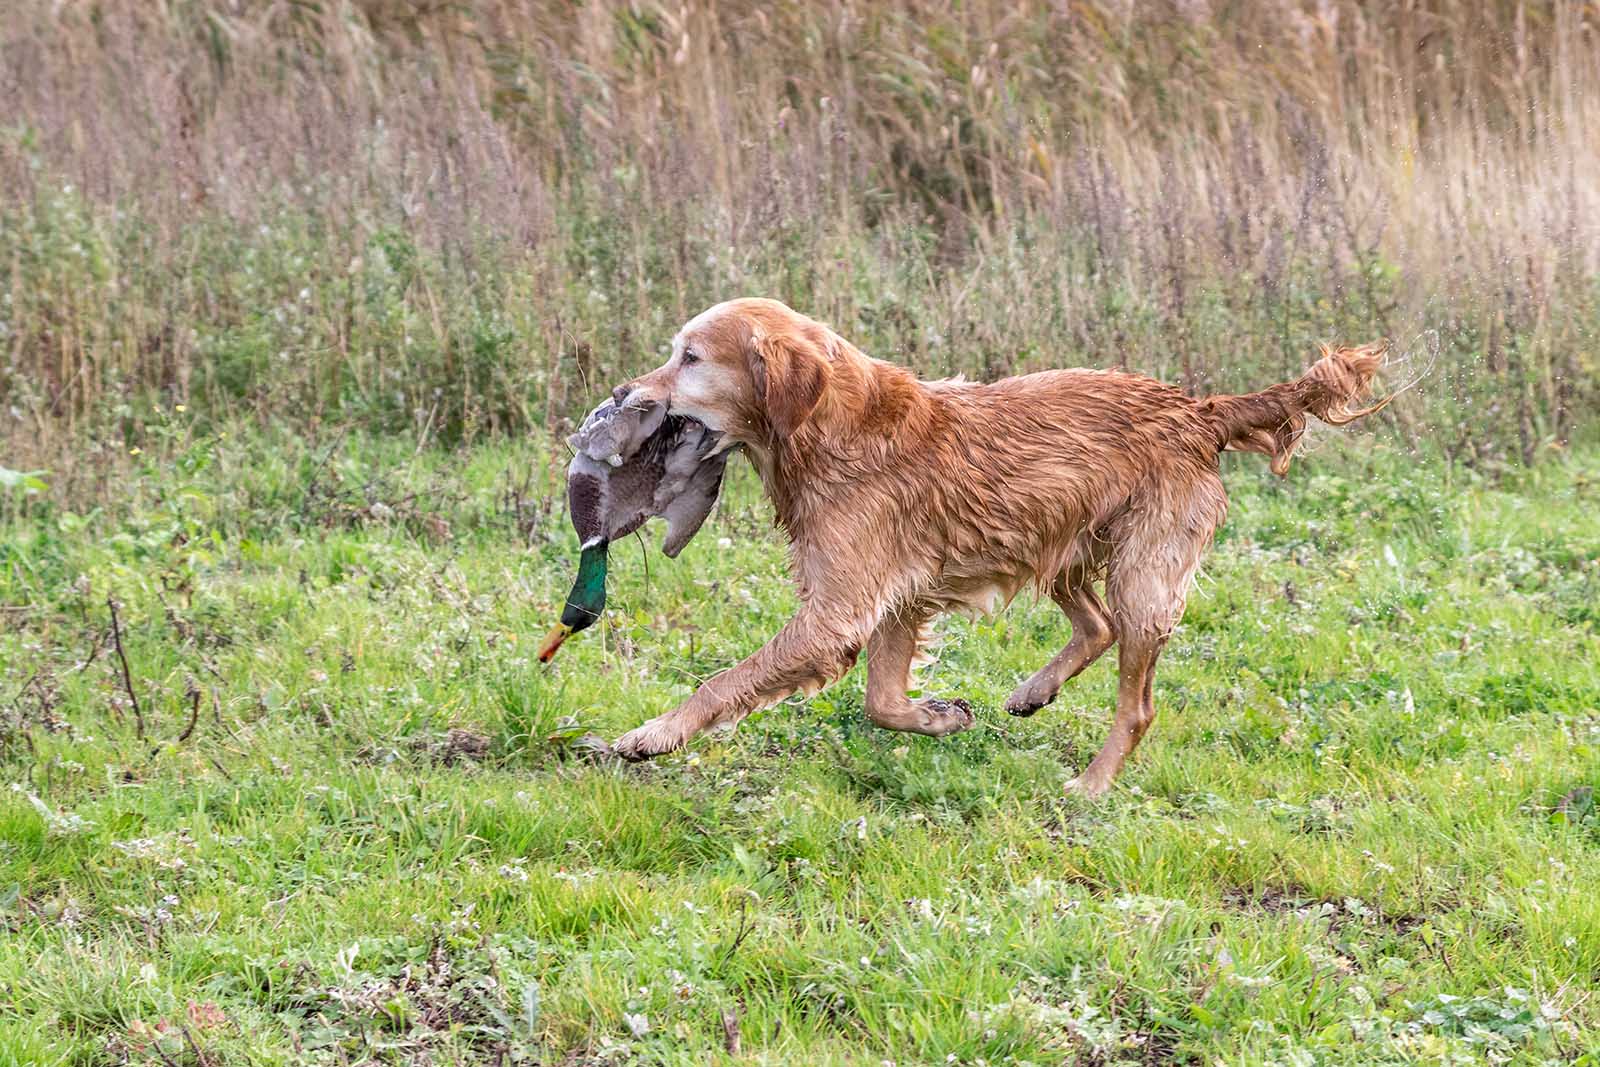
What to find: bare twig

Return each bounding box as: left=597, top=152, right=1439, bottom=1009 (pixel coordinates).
left=632, top=528, right=651, bottom=600
left=180, top=1023, right=216, bottom=1067
left=5, top=670, right=40, bottom=713
left=74, top=629, right=105, bottom=674
left=714, top=896, right=756, bottom=970
left=150, top=1039, right=182, bottom=1067
left=306, top=425, right=350, bottom=491
left=175, top=684, right=202, bottom=744
left=297, top=425, right=352, bottom=525
left=107, top=595, right=146, bottom=739
left=415, top=392, right=442, bottom=455
left=3, top=671, right=42, bottom=761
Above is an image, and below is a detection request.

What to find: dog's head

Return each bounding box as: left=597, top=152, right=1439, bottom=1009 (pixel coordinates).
left=616, top=298, right=834, bottom=450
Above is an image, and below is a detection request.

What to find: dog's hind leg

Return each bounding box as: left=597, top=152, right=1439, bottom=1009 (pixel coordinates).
left=1067, top=472, right=1225, bottom=797
left=1004, top=571, right=1115, bottom=717
left=863, top=608, right=974, bottom=736
left=1065, top=628, right=1166, bottom=798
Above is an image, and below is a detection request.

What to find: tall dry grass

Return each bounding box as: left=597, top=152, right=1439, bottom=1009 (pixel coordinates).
left=2, top=0, right=1597, bottom=475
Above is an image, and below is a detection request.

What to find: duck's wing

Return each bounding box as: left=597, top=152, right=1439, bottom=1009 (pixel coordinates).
left=657, top=424, right=730, bottom=558
left=602, top=449, right=668, bottom=542
left=659, top=455, right=728, bottom=557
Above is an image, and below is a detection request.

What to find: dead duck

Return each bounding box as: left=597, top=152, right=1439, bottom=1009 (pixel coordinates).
left=538, top=395, right=729, bottom=662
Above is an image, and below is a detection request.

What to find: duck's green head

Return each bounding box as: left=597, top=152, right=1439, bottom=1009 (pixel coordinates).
left=538, top=543, right=609, bottom=663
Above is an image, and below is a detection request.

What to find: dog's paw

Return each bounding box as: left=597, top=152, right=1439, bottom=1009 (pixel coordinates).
left=1003, top=685, right=1055, bottom=718
left=1062, top=771, right=1114, bottom=799
left=919, top=697, right=975, bottom=736
left=611, top=715, right=688, bottom=762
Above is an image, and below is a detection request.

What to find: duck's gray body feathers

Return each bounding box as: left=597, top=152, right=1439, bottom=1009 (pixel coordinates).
left=566, top=397, right=729, bottom=556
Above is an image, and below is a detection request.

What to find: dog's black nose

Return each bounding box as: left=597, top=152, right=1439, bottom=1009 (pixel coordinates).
left=612, top=383, right=634, bottom=406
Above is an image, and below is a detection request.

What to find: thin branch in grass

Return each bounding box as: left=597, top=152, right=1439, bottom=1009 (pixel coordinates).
left=633, top=528, right=650, bottom=600
left=74, top=629, right=105, bottom=674
left=299, top=425, right=350, bottom=523
left=107, top=594, right=146, bottom=739
left=179, top=1023, right=216, bottom=1067
left=415, top=391, right=442, bottom=455
left=307, top=426, right=350, bottom=486
left=4, top=670, right=40, bottom=714
left=2, top=672, right=40, bottom=762
left=175, top=683, right=202, bottom=744
left=714, top=896, right=756, bottom=971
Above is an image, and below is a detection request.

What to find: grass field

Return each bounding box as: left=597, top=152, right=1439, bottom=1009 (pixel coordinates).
left=4, top=3, right=1599, bottom=1064
left=3, top=426, right=1598, bottom=1065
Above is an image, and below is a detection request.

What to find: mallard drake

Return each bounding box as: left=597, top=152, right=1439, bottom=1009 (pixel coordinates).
left=538, top=396, right=730, bottom=662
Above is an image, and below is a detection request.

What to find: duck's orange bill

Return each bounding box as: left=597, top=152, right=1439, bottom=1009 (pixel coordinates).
left=537, top=622, right=573, bottom=663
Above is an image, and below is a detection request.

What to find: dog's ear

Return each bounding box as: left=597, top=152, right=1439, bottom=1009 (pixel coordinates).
left=749, top=325, right=830, bottom=441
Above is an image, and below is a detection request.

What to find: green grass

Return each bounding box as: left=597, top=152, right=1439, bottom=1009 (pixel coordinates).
left=2, top=427, right=1598, bottom=1065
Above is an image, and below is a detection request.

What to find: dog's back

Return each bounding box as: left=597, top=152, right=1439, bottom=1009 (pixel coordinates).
left=894, top=349, right=1386, bottom=597
left=856, top=367, right=1228, bottom=607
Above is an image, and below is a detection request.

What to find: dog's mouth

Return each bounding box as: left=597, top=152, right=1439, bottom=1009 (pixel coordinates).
left=665, top=411, right=721, bottom=441
left=664, top=411, right=734, bottom=463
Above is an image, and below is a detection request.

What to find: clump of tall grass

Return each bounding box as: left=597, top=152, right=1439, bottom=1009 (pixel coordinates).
left=2, top=1, right=1596, bottom=472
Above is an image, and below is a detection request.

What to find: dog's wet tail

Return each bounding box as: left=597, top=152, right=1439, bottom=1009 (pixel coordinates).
left=1199, top=340, right=1391, bottom=476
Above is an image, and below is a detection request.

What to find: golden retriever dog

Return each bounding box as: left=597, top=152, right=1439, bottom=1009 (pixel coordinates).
left=609, top=298, right=1388, bottom=796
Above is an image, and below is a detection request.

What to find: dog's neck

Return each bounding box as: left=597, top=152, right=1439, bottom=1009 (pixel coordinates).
left=747, top=344, right=936, bottom=539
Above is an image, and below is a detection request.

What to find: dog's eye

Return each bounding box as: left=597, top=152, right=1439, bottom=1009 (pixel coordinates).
left=681, top=349, right=700, bottom=366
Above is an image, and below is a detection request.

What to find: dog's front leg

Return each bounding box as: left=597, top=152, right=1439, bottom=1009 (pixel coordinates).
left=611, top=607, right=870, bottom=761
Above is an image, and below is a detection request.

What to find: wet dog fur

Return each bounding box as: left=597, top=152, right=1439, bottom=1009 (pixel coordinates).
left=608, top=298, right=1388, bottom=796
